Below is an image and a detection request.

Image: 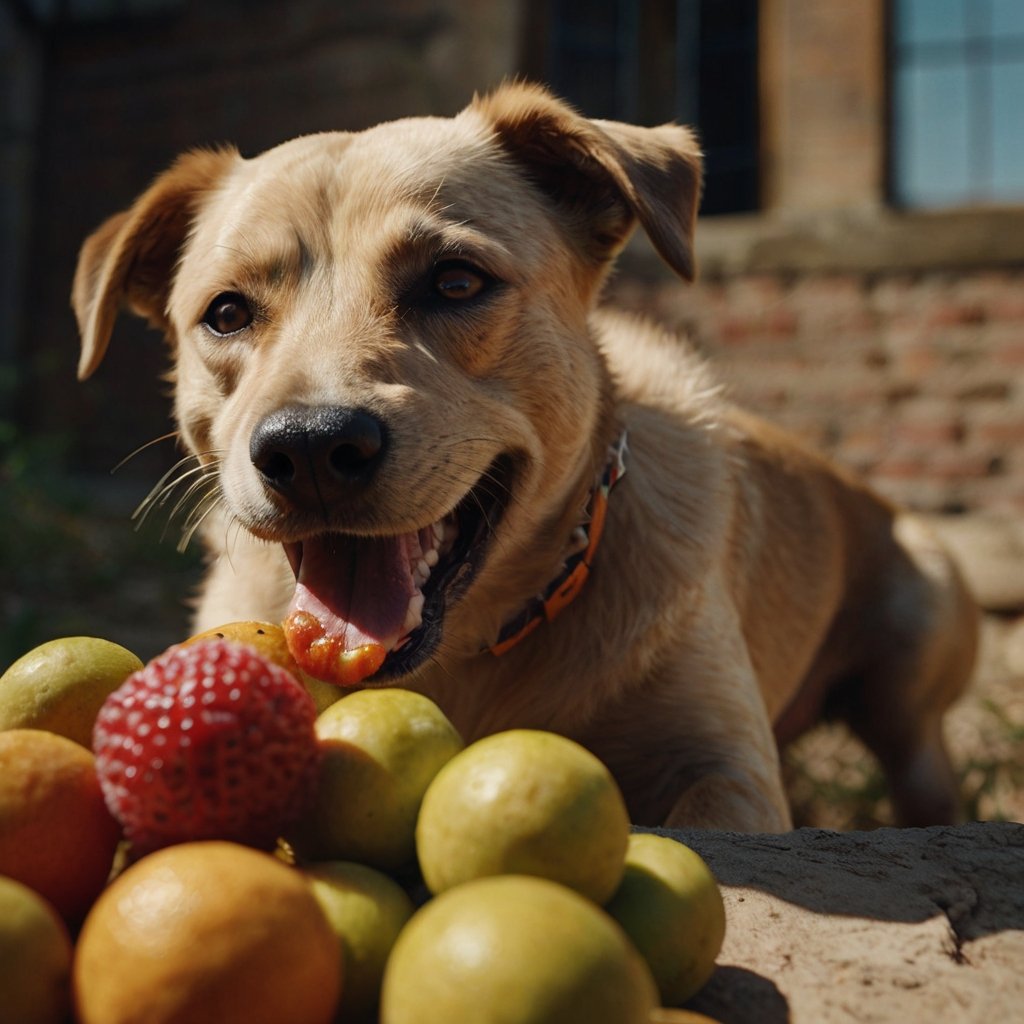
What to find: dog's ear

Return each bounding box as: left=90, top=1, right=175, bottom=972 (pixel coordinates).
left=72, top=147, right=239, bottom=381
left=472, top=82, right=702, bottom=281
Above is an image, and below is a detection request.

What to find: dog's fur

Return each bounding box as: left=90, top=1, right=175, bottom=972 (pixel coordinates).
left=73, top=83, right=978, bottom=831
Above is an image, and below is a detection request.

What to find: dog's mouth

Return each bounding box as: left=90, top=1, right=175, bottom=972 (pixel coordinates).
left=282, top=455, right=513, bottom=686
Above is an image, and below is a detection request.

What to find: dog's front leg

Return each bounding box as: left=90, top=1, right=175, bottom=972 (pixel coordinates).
left=652, top=577, right=792, bottom=833
left=596, top=654, right=792, bottom=832
left=663, top=766, right=792, bottom=833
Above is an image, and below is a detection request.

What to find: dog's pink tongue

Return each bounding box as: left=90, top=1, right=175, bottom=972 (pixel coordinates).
left=283, top=533, right=415, bottom=687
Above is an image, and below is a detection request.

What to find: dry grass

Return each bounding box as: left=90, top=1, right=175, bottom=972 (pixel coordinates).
left=785, top=614, right=1024, bottom=830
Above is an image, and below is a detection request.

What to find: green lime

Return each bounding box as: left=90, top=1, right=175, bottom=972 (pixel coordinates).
left=380, top=874, right=657, bottom=1024
left=289, top=689, right=463, bottom=872
left=416, top=729, right=629, bottom=903
left=0, top=637, right=142, bottom=748
left=0, top=875, right=72, bottom=1024
left=605, top=832, right=726, bottom=1004
left=305, top=860, right=415, bottom=1022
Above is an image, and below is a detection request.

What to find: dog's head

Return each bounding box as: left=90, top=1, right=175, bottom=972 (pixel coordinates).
left=73, top=82, right=701, bottom=683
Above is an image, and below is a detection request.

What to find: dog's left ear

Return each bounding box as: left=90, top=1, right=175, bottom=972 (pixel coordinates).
left=73, top=146, right=239, bottom=380
left=473, top=82, right=703, bottom=281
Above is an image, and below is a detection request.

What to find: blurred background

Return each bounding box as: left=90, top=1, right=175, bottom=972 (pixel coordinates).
left=2, top=0, right=1023, bottom=825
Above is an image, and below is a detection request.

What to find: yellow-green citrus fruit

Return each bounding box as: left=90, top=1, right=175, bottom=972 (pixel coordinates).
left=379, top=874, right=658, bottom=1024
left=0, top=875, right=73, bottom=1024
left=604, top=833, right=726, bottom=1005
left=415, top=729, right=629, bottom=904
left=183, top=621, right=342, bottom=714
left=289, top=689, right=463, bottom=872
left=305, top=860, right=415, bottom=1023
left=0, top=636, right=142, bottom=747
left=74, top=841, right=341, bottom=1024
left=0, top=729, right=121, bottom=924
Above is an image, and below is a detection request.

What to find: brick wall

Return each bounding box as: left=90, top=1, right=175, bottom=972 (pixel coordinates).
left=607, top=266, right=1024, bottom=514
left=12, top=0, right=1024, bottom=519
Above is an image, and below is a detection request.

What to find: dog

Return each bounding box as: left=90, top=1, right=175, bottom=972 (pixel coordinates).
left=72, top=82, right=978, bottom=831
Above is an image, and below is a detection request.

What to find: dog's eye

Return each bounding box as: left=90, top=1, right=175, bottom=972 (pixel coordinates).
left=202, top=293, right=253, bottom=336
left=432, top=262, right=489, bottom=302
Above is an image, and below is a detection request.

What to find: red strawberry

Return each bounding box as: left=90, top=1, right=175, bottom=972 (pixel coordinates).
left=93, top=638, right=321, bottom=856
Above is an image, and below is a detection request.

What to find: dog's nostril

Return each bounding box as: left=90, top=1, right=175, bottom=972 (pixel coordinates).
left=331, top=443, right=372, bottom=476
left=261, top=451, right=295, bottom=485
left=327, top=412, right=383, bottom=479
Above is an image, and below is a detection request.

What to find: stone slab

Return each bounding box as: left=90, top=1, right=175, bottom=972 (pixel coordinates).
left=651, top=822, right=1024, bottom=1023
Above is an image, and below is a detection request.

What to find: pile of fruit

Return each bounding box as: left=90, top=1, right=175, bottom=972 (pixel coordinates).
left=0, top=624, right=727, bottom=1024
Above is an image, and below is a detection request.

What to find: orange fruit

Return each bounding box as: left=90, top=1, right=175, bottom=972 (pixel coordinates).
left=74, top=841, right=342, bottom=1024
left=183, top=621, right=343, bottom=714
left=0, top=729, right=121, bottom=923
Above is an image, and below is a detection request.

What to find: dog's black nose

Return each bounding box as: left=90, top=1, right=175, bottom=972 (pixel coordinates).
left=249, top=405, right=386, bottom=506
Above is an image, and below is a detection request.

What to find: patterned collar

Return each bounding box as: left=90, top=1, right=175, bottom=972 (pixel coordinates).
left=489, top=430, right=629, bottom=656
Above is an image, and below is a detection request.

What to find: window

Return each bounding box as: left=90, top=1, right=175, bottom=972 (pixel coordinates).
left=526, top=0, right=760, bottom=216
left=890, top=0, right=1024, bottom=208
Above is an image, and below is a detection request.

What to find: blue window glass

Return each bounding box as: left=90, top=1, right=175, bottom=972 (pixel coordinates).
left=891, top=0, right=1024, bottom=208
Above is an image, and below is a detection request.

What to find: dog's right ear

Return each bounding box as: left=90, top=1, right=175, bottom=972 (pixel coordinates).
left=72, top=147, right=239, bottom=381
left=473, top=82, right=703, bottom=283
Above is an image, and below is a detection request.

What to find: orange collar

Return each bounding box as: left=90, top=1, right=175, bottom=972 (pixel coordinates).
left=489, top=430, right=628, bottom=656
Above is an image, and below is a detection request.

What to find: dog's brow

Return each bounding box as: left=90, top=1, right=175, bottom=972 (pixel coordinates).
left=390, top=217, right=513, bottom=276
left=214, top=231, right=317, bottom=291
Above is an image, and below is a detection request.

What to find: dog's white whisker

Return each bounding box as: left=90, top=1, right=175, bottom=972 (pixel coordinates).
left=162, top=475, right=220, bottom=544
left=111, top=431, right=182, bottom=475
left=132, top=456, right=202, bottom=522
left=177, top=491, right=223, bottom=553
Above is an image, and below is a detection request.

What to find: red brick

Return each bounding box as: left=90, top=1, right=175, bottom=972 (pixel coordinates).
left=893, top=419, right=964, bottom=447
left=971, top=418, right=1024, bottom=445
left=993, top=338, right=1024, bottom=366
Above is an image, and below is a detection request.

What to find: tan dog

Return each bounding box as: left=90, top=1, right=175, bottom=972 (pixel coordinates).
left=73, top=83, right=977, bottom=831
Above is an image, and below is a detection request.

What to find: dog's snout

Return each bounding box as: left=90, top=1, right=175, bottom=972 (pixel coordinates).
left=249, top=405, right=386, bottom=504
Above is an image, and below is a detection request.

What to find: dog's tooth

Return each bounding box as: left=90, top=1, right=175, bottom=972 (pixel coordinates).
left=412, top=560, right=430, bottom=587
left=402, top=592, right=425, bottom=634
left=435, top=519, right=456, bottom=558
left=424, top=548, right=439, bottom=568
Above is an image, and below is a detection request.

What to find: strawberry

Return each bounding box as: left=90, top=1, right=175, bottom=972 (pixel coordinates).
left=93, top=638, right=321, bottom=856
